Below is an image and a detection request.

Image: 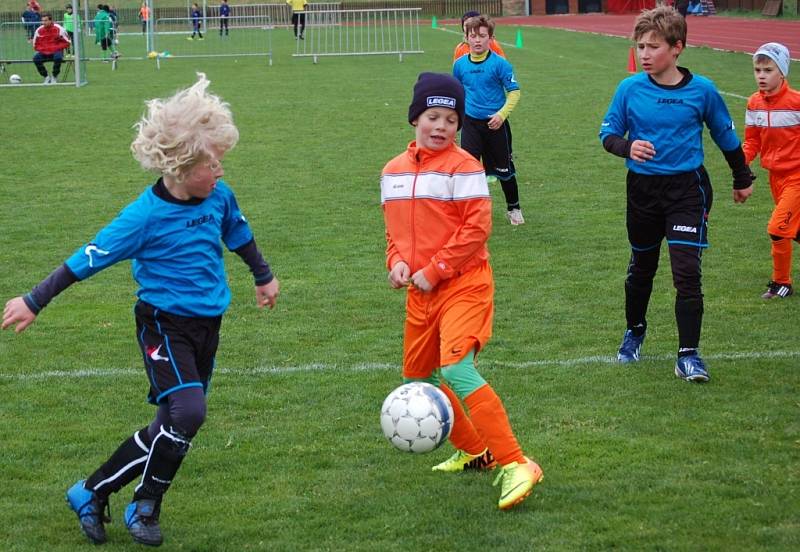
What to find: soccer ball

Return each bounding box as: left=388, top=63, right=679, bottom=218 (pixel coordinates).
left=380, top=382, right=454, bottom=453
left=9, top=74, right=22, bottom=84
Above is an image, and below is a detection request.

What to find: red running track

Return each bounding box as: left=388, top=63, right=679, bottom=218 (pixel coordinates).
left=487, top=14, right=800, bottom=57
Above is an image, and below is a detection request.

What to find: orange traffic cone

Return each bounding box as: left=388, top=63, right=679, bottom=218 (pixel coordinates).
left=627, top=47, right=637, bottom=73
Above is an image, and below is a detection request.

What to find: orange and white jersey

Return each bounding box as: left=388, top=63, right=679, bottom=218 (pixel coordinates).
left=452, top=38, right=506, bottom=63
left=381, top=141, right=491, bottom=288
left=744, top=80, right=800, bottom=174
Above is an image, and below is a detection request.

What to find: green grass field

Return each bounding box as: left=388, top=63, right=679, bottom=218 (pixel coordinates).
left=1, top=22, right=798, bottom=551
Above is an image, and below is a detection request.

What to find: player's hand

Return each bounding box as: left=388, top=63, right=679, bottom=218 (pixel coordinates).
left=255, top=278, right=280, bottom=309
left=487, top=114, right=504, bottom=130
left=2, top=296, right=37, bottom=334
left=629, top=139, right=656, bottom=163
left=409, top=270, right=433, bottom=293
left=388, top=261, right=410, bottom=289
left=733, top=185, right=754, bottom=204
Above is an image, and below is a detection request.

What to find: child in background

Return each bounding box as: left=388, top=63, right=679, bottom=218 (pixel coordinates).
left=2, top=73, right=279, bottom=546
left=452, top=11, right=505, bottom=63
left=189, top=2, right=204, bottom=40
left=599, top=6, right=753, bottom=382
left=743, top=42, right=800, bottom=299
left=381, top=72, right=543, bottom=510
left=453, top=15, right=525, bottom=225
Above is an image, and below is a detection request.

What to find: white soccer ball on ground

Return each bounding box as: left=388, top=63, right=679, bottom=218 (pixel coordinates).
left=9, top=74, right=22, bottom=84
left=380, top=382, right=454, bottom=453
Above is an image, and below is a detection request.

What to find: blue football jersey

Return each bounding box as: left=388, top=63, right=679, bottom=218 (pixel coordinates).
left=453, top=51, right=519, bottom=120
left=599, top=70, right=741, bottom=175
left=65, top=180, right=254, bottom=317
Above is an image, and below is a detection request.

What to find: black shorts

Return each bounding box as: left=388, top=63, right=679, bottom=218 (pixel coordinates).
left=461, top=115, right=516, bottom=180
left=626, top=167, right=713, bottom=251
left=135, top=301, right=222, bottom=405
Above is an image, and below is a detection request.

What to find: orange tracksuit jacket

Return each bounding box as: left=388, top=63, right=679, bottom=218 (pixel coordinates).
left=381, top=141, right=491, bottom=288
left=743, top=80, right=800, bottom=174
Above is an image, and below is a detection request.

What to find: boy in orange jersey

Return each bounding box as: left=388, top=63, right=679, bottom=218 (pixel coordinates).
left=743, top=43, right=800, bottom=299
left=452, top=11, right=505, bottom=63
left=380, top=72, right=543, bottom=510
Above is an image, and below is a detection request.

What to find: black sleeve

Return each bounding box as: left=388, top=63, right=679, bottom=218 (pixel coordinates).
left=722, top=146, right=756, bottom=190
left=23, top=264, right=79, bottom=314
left=602, top=135, right=632, bottom=159
left=233, top=238, right=274, bottom=286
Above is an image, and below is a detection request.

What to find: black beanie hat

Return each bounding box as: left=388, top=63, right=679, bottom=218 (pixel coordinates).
left=408, top=72, right=465, bottom=130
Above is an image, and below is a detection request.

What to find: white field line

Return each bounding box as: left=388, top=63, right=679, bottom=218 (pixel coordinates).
left=2, top=350, right=798, bottom=382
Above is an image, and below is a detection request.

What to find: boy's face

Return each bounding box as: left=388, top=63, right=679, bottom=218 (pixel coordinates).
left=181, top=148, right=226, bottom=199
left=753, top=59, right=784, bottom=95
left=42, top=16, right=53, bottom=26
left=414, top=107, right=458, bottom=152
left=636, top=31, right=682, bottom=77
left=467, top=26, right=491, bottom=55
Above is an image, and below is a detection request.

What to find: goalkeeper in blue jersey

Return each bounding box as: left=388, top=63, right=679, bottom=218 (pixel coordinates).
left=599, top=6, right=753, bottom=383
left=2, top=73, right=280, bottom=546
left=453, top=15, right=523, bottom=226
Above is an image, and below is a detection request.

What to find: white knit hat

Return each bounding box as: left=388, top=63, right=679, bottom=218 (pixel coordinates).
left=754, top=42, right=790, bottom=77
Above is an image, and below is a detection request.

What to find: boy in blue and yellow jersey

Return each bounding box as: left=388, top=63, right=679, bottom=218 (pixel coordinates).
left=452, top=11, right=505, bottom=63
left=2, top=74, right=280, bottom=546
left=381, top=73, right=543, bottom=510
left=599, top=6, right=753, bottom=382
left=453, top=15, right=523, bottom=225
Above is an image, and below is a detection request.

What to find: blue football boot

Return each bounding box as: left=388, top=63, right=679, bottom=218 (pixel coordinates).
left=617, top=329, right=645, bottom=363
left=65, top=480, right=110, bottom=544
left=125, top=498, right=163, bottom=546
left=675, top=353, right=710, bottom=383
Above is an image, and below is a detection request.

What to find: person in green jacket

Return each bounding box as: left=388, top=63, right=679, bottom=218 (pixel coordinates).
left=93, top=4, right=114, bottom=60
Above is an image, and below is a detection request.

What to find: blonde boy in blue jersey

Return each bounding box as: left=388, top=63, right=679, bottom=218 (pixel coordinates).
left=599, top=6, right=753, bottom=382
left=2, top=73, right=279, bottom=546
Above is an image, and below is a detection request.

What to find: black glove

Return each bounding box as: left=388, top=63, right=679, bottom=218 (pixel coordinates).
left=733, top=165, right=756, bottom=190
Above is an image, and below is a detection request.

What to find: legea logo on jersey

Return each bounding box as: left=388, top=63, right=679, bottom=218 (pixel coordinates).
left=673, top=225, right=697, bottom=234
left=427, top=96, right=455, bottom=109
left=84, top=244, right=110, bottom=268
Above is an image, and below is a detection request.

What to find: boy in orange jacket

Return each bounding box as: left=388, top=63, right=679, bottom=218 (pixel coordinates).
left=380, top=73, right=542, bottom=510
left=743, top=42, right=800, bottom=299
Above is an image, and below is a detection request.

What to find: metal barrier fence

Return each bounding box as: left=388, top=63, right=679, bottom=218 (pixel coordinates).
left=293, top=8, right=422, bottom=62
left=153, top=15, right=273, bottom=65
left=205, top=3, right=341, bottom=27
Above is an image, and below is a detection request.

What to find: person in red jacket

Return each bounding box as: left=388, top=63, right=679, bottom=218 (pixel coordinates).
left=744, top=42, right=800, bottom=299
left=32, top=13, right=71, bottom=84
left=381, top=72, right=543, bottom=510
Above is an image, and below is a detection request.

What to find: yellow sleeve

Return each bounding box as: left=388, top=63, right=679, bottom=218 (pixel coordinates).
left=497, top=90, right=520, bottom=121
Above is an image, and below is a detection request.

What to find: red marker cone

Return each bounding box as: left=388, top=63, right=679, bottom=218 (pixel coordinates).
left=627, top=47, right=637, bottom=73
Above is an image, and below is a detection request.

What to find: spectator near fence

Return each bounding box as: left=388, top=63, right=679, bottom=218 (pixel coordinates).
left=219, top=0, right=231, bottom=36
left=22, top=2, right=42, bottom=42
left=63, top=4, right=79, bottom=55
left=287, top=0, right=307, bottom=40
left=139, top=1, right=149, bottom=34
left=32, top=12, right=71, bottom=84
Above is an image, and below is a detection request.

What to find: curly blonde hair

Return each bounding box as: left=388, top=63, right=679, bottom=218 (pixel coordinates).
left=131, top=73, right=239, bottom=183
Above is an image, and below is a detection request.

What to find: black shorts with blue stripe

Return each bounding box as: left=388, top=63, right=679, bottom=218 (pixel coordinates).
left=134, top=300, right=222, bottom=405
left=626, top=166, right=714, bottom=251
